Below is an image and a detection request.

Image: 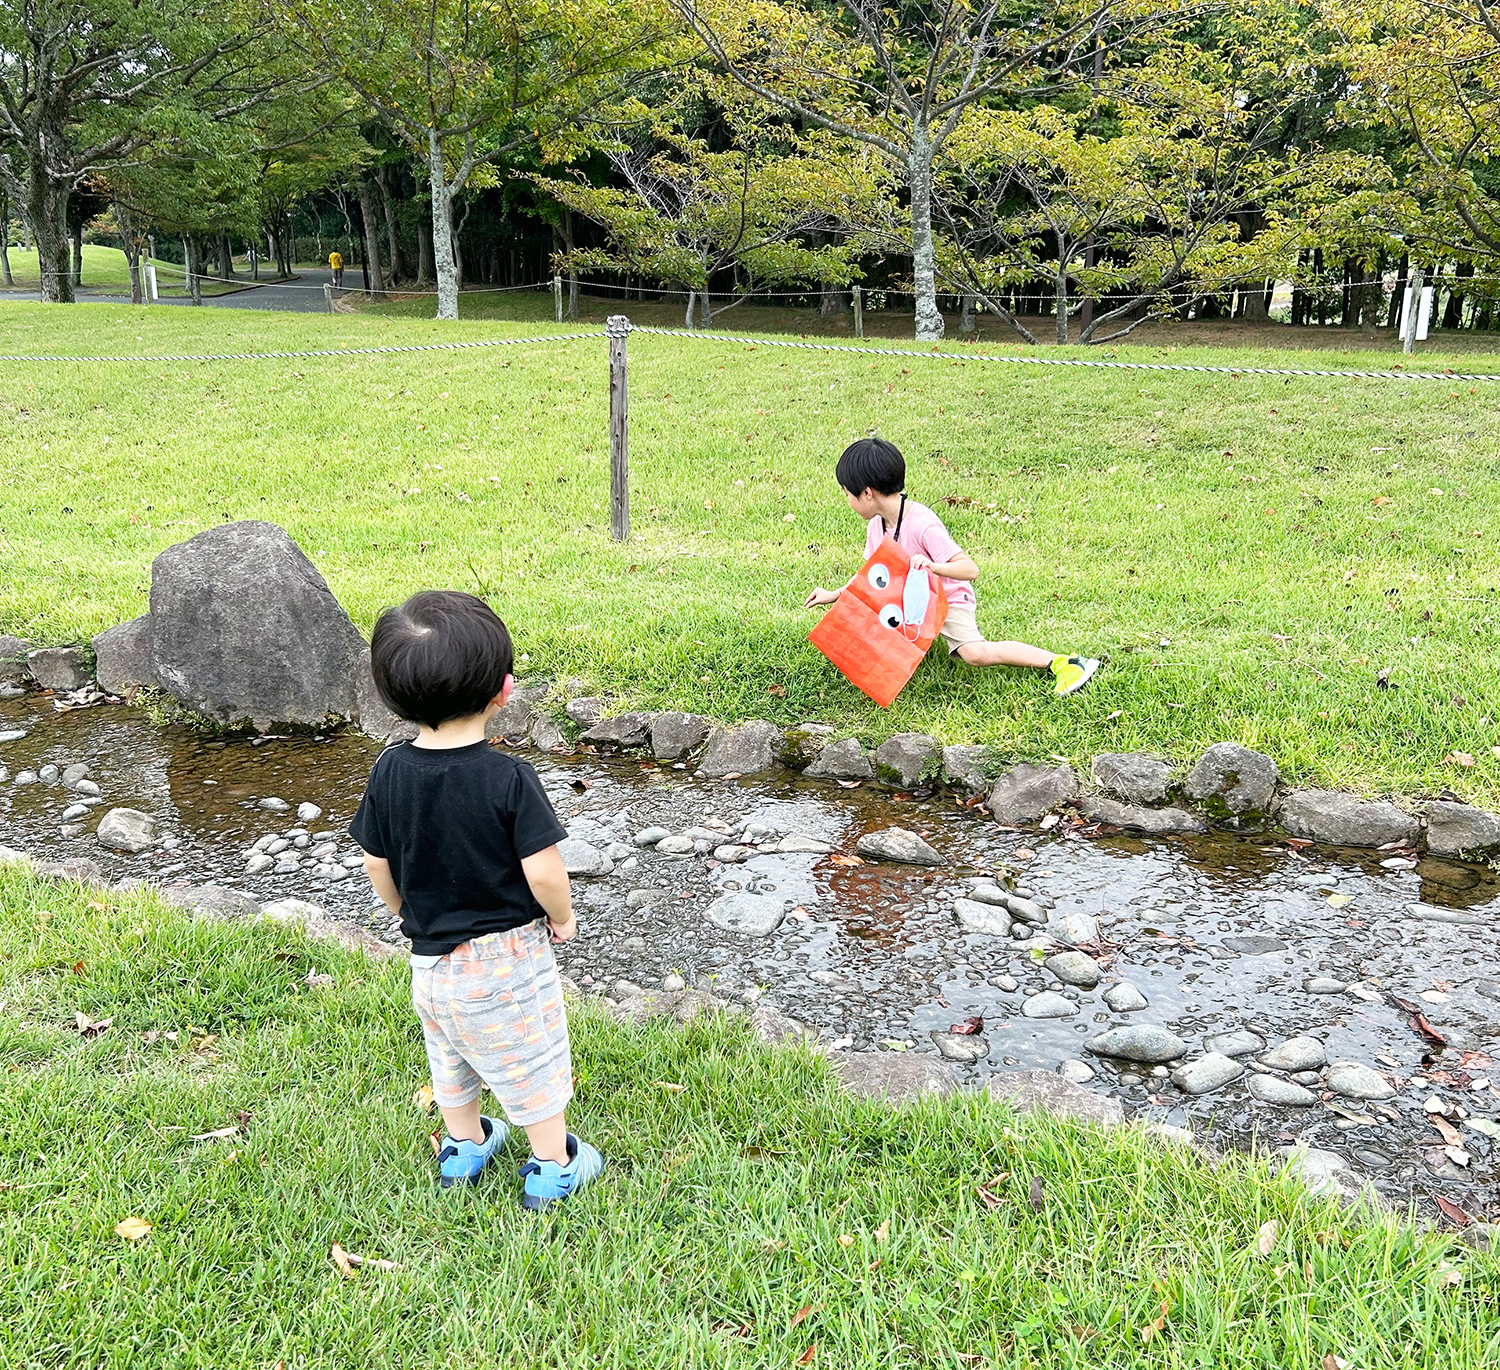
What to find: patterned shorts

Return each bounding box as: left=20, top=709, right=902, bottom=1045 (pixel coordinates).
left=411, top=920, right=574, bottom=1126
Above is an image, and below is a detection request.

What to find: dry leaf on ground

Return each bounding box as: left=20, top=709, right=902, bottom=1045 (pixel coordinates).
left=653, top=1081, right=687, bottom=1093
left=74, top=1011, right=112, bottom=1038
left=828, top=854, right=863, bottom=867
left=790, top=1304, right=820, bottom=1328
left=1430, top=1117, right=1463, bottom=1147
left=1322, top=1355, right=1349, bottom=1370
left=836, top=1234, right=855, bottom=1248
left=1255, top=1219, right=1279, bottom=1257
left=1140, top=1300, right=1170, bottom=1343
left=796, top=1344, right=816, bottom=1365
left=1437, top=1261, right=1463, bottom=1288
left=330, top=1243, right=357, bottom=1278
left=189, top=1126, right=241, bottom=1142
left=874, top=1219, right=890, bottom=1244
left=114, top=1216, right=151, bottom=1240
left=413, top=1084, right=435, bottom=1111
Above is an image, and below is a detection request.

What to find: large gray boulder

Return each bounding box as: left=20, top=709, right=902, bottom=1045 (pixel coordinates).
left=941, top=744, right=991, bottom=794
left=579, top=711, right=656, bottom=748
left=1091, top=752, right=1173, bottom=804
left=872, top=732, right=940, bottom=787
left=149, top=522, right=366, bottom=731
left=987, top=762, right=1078, bottom=823
left=158, top=883, right=260, bottom=920
left=27, top=646, right=90, bottom=692
left=651, top=711, right=711, bottom=760
left=805, top=737, right=874, bottom=780
left=1276, top=790, right=1419, bottom=848
left=988, top=1069, right=1125, bottom=1127
left=95, top=808, right=156, bottom=853
left=698, top=720, right=783, bottom=777
left=93, top=617, right=157, bottom=696
left=1084, top=797, right=1205, bottom=835
left=1086, top=1024, right=1188, bottom=1063
left=1182, top=742, right=1278, bottom=814
left=0, top=635, right=32, bottom=683
left=1423, top=800, right=1500, bottom=856
left=829, top=1051, right=957, bottom=1103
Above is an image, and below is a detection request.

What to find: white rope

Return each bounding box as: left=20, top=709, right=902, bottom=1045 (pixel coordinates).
left=0, top=330, right=605, bottom=364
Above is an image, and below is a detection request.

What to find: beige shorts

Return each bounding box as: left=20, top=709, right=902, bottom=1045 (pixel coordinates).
left=939, top=606, right=987, bottom=655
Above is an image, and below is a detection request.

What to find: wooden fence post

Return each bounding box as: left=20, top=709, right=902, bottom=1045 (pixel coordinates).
left=852, top=284, right=863, bottom=339
left=324, top=283, right=334, bottom=314
left=1403, top=266, right=1425, bottom=354
left=607, top=314, right=630, bottom=541
left=554, top=274, right=563, bottom=322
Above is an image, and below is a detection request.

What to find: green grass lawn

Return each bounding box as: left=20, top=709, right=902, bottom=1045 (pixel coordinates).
left=3, top=864, right=1495, bottom=1368
left=1, top=245, right=253, bottom=298
left=2, top=300, right=1499, bottom=804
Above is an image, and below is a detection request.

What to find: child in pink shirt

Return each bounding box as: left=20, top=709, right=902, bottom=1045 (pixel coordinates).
left=804, top=437, right=1099, bottom=695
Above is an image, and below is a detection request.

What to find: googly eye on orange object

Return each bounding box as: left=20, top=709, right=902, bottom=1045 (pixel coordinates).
left=808, top=536, right=949, bottom=707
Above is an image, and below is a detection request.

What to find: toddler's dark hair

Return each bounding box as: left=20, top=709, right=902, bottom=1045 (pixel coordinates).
left=370, top=590, right=514, bottom=730
left=836, top=437, right=905, bottom=496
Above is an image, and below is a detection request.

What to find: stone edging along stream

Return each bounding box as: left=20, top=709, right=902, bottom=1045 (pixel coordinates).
left=4, top=628, right=1500, bottom=862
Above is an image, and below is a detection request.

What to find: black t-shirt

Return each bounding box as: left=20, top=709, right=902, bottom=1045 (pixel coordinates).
left=350, top=741, right=567, bottom=955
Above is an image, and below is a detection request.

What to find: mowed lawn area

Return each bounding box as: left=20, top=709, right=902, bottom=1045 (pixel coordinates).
left=2, top=301, right=1498, bottom=803
left=3, top=865, right=1497, bottom=1368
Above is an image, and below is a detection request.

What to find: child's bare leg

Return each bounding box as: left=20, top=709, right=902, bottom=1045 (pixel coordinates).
left=956, top=640, right=1056, bottom=669
left=523, top=1110, right=570, bottom=1164
left=440, top=1099, right=486, bottom=1144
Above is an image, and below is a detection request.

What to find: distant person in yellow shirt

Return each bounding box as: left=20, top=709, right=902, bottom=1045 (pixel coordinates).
left=329, top=249, right=344, bottom=288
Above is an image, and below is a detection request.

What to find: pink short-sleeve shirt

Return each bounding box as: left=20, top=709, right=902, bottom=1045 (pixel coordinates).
left=862, top=499, right=977, bottom=608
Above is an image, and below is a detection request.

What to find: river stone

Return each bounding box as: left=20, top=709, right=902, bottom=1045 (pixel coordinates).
left=1086, top=1025, right=1188, bottom=1063
left=92, top=616, right=156, bottom=696
left=564, top=695, right=604, bottom=727
left=159, top=883, right=260, bottom=920
left=655, top=835, right=696, bottom=855
left=1091, top=752, right=1173, bottom=805
left=698, top=720, right=783, bottom=777
left=296, top=802, right=322, bottom=824
left=0, top=731, right=24, bottom=745
left=750, top=1003, right=815, bottom=1046
left=0, top=764, right=9, bottom=782
left=941, top=744, right=991, bottom=795
left=855, top=827, right=942, bottom=865
left=558, top=838, right=614, bottom=877
left=39, top=764, right=59, bottom=783
left=1103, top=982, right=1149, bottom=1012
left=1182, top=742, right=1278, bottom=814
left=804, top=737, right=874, bottom=780
left=1084, top=797, right=1206, bottom=835
left=27, top=646, right=90, bottom=692
left=95, top=808, right=156, bottom=853
left=1304, top=977, right=1347, bottom=995
left=1325, top=1061, right=1396, bottom=1100
left=774, top=834, right=833, bottom=853
left=650, top=711, right=711, bottom=761
left=36, top=856, right=104, bottom=884
left=1022, top=991, right=1077, bottom=1019
left=1172, top=1053, right=1245, bottom=1094
left=966, top=881, right=1009, bottom=906
left=1248, top=1074, right=1318, bottom=1106
left=0, top=635, right=31, bottom=683
left=1422, top=800, right=1500, bottom=856
left=1046, top=951, right=1102, bottom=988
left=1274, top=1145, right=1380, bottom=1207
left=1005, top=893, right=1048, bottom=924
left=61, top=762, right=90, bottom=787
left=1046, top=910, right=1099, bottom=944
left=872, top=732, right=940, bottom=787
left=245, top=853, right=274, bottom=874
left=1259, top=1036, right=1326, bottom=1071
left=352, top=649, right=416, bottom=743
left=777, top=722, right=835, bottom=770
left=633, top=826, right=671, bottom=847
left=625, top=888, right=663, bottom=910
left=580, top=711, right=656, bottom=748
left=149, top=522, right=369, bottom=730
left=74, top=779, right=100, bottom=796
left=829, top=1051, right=957, bottom=1103
left=0, top=845, right=35, bottom=869
left=931, top=1031, right=990, bottom=1063
left=1058, top=1059, right=1096, bottom=1084
left=704, top=891, right=785, bottom=936
left=1203, top=1028, right=1266, bottom=1057
left=1222, top=934, right=1287, bottom=955
left=483, top=683, right=552, bottom=738
left=530, top=715, right=566, bottom=751
left=714, top=844, right=754, bottom=862
left=987, top=762, right=1079, bottom=823
left=988, top=1069, right=1125, bottom=1127
left=1276, top=789, right=1419, bottom=849
left=954, top=898, right=1011, bottom=936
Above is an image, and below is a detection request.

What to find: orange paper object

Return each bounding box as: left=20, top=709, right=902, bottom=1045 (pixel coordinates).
left=809, top=536, right=949, bottom=707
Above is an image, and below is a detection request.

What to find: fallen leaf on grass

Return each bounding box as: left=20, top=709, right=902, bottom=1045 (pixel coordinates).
left=1371, top=494, right=1393, bottom=506
left=1435, top=1196, right=1472, bottom=1227
left=1255, top=1220, right=1279, bottom=1257
left=71, top=959, right=86, bottom=976
left=974, top=1172, right=1009, bottom=1209
left=768, top=684, right=787, bottom=697
left=1437, top=1261, right=1463, bottom=1288
left=1140, top=1300, right=1170, bottom=1343
left=305, top=969, right=334, bottom=989
left=796, top=1343, right=816, bottom=1364
left=653, top=1081, right=687, bottom=1093
left=1443, top=752, right=1475, bottom=768
left=339, top=1248, right=399, bottom=1272
left=189, top=1126, right=241, bottom=1142
left=114, top=1216, right=151, bottom=1241
left=874, top=1219, right=889, bottom=1244
left=712, top=1321, right=752, bottom=1338
left=74, top=1011, right=112, bottom=1038
left=428, top=1131, right=441, bottom=1158
left=790, top=1304, right=820, bottom=1328
left=413, top=1084, right=435, bottom=1111
left=837, top=1234, right=855, bottom=1248
left=1323, top=1355, right=1349, bottom=1370
left=828, top=854, right=863, bottom=866
left=1028, top=1176, right=1045, bottom=1212
left=330, top=1243, right=358, bottom=1278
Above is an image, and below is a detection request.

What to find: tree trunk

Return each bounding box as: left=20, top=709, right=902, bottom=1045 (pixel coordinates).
left=358, top=178, right=386, bottom=300
left=0, top=185, right=12, bottom=287
left=1388, top=254, right=1408, bottom=329
left=1055, top=270, right=1069, bottom=345
left=417, top=215, right=434, bottom=285
left=377, top=164, right=403, bottom=284
left=29, top=151, right=73, bottom=302
left=427, top=132, right=459, bottom=319
left=218, top=234, right=234, bottom=280
left=1442, top=261, right=1471, bottom=329
left=908, top=137, right=943, bottom=341
left=960, top=294, right=977, bottom=333
left=115, top=203, right=141, bottom=304
left=68, top=194, right=84, bottom=287
left=1242, top=281, right=1269, bottom=322
left=185, top=236, right=203, bottom=305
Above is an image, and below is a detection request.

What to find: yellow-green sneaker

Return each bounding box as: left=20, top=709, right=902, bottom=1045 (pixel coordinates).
left=1050, top=655, right=1099, bottom=696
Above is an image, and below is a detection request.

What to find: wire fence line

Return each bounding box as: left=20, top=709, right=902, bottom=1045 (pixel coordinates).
left=1, top=316, right=1497, bottom=380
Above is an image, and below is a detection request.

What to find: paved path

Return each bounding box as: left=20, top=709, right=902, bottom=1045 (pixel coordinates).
left=1, top=267, right=379, bottom=313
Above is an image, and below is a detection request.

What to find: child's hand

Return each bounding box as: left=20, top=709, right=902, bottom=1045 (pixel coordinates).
left=548, top=914, right=577, bottom=944
left=804, top=586, right=840, bottom=608
left=908, top=554, right=932, bottom=572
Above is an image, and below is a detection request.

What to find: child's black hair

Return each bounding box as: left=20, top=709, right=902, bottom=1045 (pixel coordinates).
left=835, top=437, right=905, bottom=496
left=370, top=590, right=514, bottom=730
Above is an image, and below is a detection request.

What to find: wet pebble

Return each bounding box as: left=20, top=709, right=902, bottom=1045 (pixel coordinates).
left=245, top=854, right=274, bottom=875
left=1119, top=1072, right=1143, bottom=1086
left=1304, top=977, right=1347, bottom=994
left=296, top=802, right=322, bottom=824
left=59, top=823, right=85, bottom=838
left=1172, top=1052, right=1245, bottom=1095
left=604, top=842, right=635, bottom=861
left=1259, top=1036, right=1327, bottom=1072
left=14, top=770, right=37, bottom=784
left=1203, top=1028, right=1267, bottom=1058
left=1222, top=934, right=1288, bottom=955
left=1058, top=1059, right=1095, bottom=1084
left=273, top=854, right=301, bottom=875
left=258, top=797, right=290, bottom=812
left=994, top=974, right=1019, bottom=992
left=265, top=837, right=289, bottom=856
left=1046, top=951, right=1101, bottom=988
left=1087, top=1025, right=1189, bottom=1063
left=0, top=728, right=27, bottom=744
left=1021, top=991, right=1077, bottom=1019
left=61, top=762, right=90, bottom=786
left=620, top=935, right=646, bottom=952
left=1247, top=1074, right=1317, bottom=1106
left=1102, top=982, right=1148, bottom=1012
left=1291, top=1070, right=1323, bottom=1086
left=1326, top=1061, right=1397, bottom=1101
left=61, top=802, right=90, bottom=822
left=954, top=898, right=1011, bottom=936
left=931, top=1031, right=989, bottom=1062
left=1292, top=872, right=1337, bottom=888
left=625, top=890, right=662, bottom=911
left=39, top=764, right=59, bottom=784
left=656, top=835, right=696, bottom=855
left=714, top=844, right=753, bottom=862
left=661, top=973, right=686, bottom=993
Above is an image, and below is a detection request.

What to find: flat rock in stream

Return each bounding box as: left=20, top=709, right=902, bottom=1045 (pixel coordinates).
left=987, top=762, right=1079, bottom=823
left=1276, top=789, right=1420, bottom=849
left=1247, top=1074, right=1318, bottom=1107
left=1182, top=742, right=1278, bottom=815
left=954, top=898, right=1011, bottom=936
left=1022, top=991, right=1078, bottom=1019
left=1258, top=1036, right=1327, bottom=1072
left=1086, top=1025, right=1188, bottom=1063
left=557, top=838, right=614, bottom=877
left=1325, top=1061, right=1397, bottom=1100
left=1171, top=1053, right=1245, bottom=1095
left=704, top=892, right=786, bottom=936
left=651, top=712, right=711, bottom=761
left=95, top=808, right=156, bottom=853
left=1103, top=982, right=1149, bottom=1012
left=856, top=827, right=942, bottom=865
left=988, top=1069, right=1125, bottom=1127
left=1202, top=1028, right=1266, bottom=1057
left=829, top=1051, right=957, bottom=1103
left=872, top=732, right=939, bottom=787
left=804, top=737, right=874, bottom=780
left=1084, top=797, right=1205, bottom=835
left=1045, top=951, right=1102, bottom=988
left=92, top=616, right=156, bottom=696
left=1090, top=752, right=1174, bottom=805
left=1422, top=800, right=1500, bottom=856
left=698, top=720, right=783, bottom=777
left=931, top=1031, right=990, bottom=1063
left=1221, top=934, right=1287, bottom=955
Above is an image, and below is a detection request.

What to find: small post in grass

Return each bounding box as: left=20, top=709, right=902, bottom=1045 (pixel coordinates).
left=324, top=283, right=334, bottom=314
left=853, top=284, right=863, bottom=339
left=1402, top=266, right=1426, bottom=354
left=554, top=273, right=563, bottom=322
left=607, top=314, right=630, bottom=542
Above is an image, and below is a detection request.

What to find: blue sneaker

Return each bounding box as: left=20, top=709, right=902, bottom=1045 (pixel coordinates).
left=436, top=1115, right=507, bottom=1189
left=519, top=1134, right=605, bottom=1211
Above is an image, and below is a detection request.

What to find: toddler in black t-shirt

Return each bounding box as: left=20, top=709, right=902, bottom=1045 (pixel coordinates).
left=352, top=590, right=603, bottom=1208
